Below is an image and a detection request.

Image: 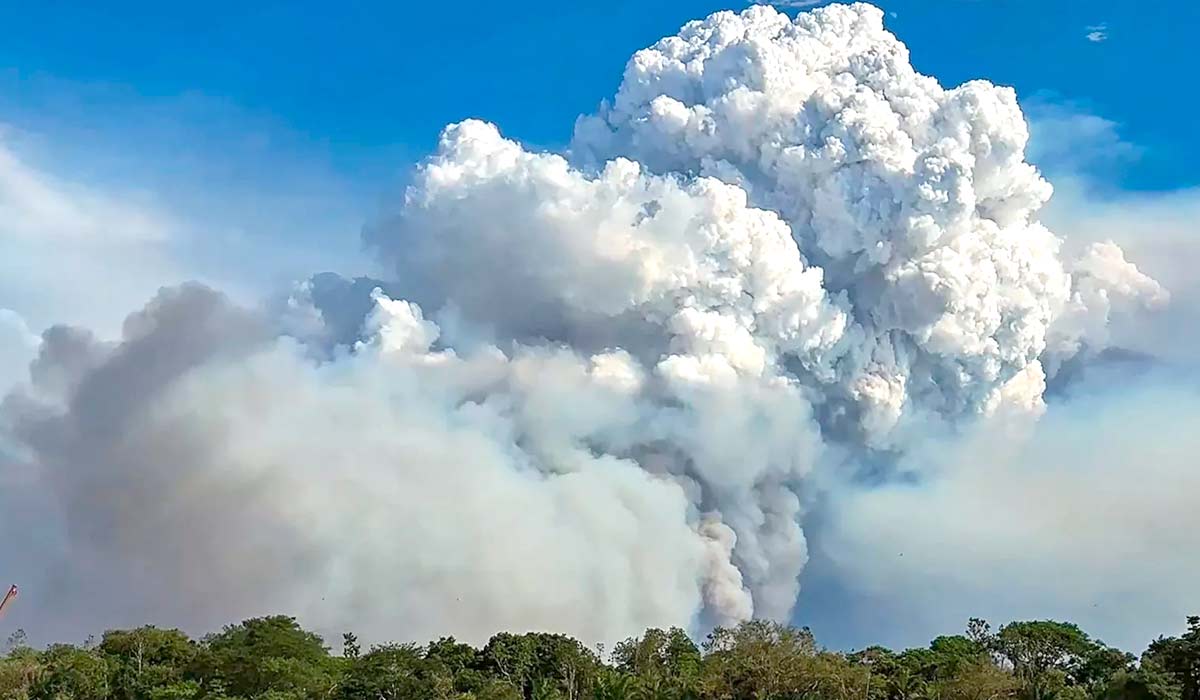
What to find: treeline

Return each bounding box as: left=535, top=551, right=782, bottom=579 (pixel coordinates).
left=2, top=615, right=1198, bottom=700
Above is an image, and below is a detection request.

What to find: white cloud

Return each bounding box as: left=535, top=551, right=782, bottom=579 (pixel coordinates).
left=765, top=0, right=826, bottom=8
left=1043, top=184, right=1200, bottom=366
left=820, top=376, right=1200, bottom=653
left=0, top=89, right=373, bottom=335
left=1025, top=98, right=1141, bottom=172
left=0, top=4, right=1188, bottom=652
left=0, top=135, right=186, bottom=335
left=805, top=100, right=1200, bottom=652
left=0, top=308, right=39, bottom=395
left=1086, top=24, right=1108, bottom=42
left=1, top=285, right=754, bottom=646
left=0, top=142, right=171, bottom=244
left=1026, top=102, right=1199, bottom=365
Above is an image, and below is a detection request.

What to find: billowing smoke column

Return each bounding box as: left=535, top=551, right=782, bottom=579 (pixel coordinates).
left=0, top=3, right=1166, bottom=646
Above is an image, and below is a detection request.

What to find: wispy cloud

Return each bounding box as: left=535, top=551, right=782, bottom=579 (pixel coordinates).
left=766, top=0, right=826, bottom=8
left=0, top=308, right=39, bottom=395
left=0, top=76, right=377, bottom=337
left=1024, top=97, right=1142, bottom=172
left=0, top=134, right=186, bottom=336
left=0, top=138, right=174, bottom=244
left=1086, top=23, right=1108, bottom=42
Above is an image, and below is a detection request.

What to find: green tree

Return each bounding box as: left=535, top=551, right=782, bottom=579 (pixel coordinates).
left=928, top=636, right=991, bottom=679
left=145, top=680, right=202, bottom=700
left=0, top=644, right=41, bottom=700
left=32, top=644, right=111, bottom=700
left=992, top=622, right=1093, bottom=700
left=341, top=635, right=360, bottom=662
left=99, top=627, right=197, bottom=700
left=591, top=671, right=633, bottom=700
left=612, top=628, right=701, bottom=682
left=701, top=620, right=863, bottom=700
left=935, top=662, right=1021, bottom=700
left=1101, top=664, right=1181, bottom=700
left=200, top=616, right=334, bottom=699
left=481, top=634, right=538, bottom=697
left=480, top=633, right=598, bottom=700
left=340, top=643, right=430, bottom=700
left=426, top=637, right=482, bottom=694
left=470, top=679, right=523, bottom=700
left=1145, top=618, right=1200, bottom=700
left=1077, top=645, right=1136, bottom=697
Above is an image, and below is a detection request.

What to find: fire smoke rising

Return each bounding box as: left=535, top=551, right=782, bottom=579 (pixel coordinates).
left=0, top=3, right=1177, bottom=648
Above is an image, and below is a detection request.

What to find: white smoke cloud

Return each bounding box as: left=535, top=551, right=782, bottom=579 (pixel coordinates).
left=1044, top=184, right=1200, bottom=368
left=0, top=2, right=1179, bottom=648
left=794, top=101, right=1198, bottom=653
left=817, top=372, right=1200, bottom=652
left=1, top=284, right=756, bottom=645
left=570, top=3, right=1164, bottom=434
left=0, top=309, right=39, bottom=396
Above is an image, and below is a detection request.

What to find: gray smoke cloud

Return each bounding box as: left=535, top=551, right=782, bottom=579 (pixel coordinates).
left=0, top=309, right=39, bottom=396
left=814, top=368, right=1200, bottom=652
left=0, top=3, right=1181, bottom=648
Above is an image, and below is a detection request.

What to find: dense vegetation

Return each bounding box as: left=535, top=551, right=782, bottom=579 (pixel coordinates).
left=2, top=615, right=1198, bottom=700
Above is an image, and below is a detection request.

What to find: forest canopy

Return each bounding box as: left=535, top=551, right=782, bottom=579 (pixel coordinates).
left=2, top=615, right=1198, bottom=700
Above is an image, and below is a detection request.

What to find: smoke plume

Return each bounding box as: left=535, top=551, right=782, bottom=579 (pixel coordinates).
left=0, top=3, right=1177, bottom=647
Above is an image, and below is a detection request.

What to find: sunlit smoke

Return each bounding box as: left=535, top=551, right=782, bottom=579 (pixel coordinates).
left=0, top=2, right=1172, bottom=648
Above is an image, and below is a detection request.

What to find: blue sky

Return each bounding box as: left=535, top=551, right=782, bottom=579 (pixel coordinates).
left=2, top=0, right=1197, bottom=193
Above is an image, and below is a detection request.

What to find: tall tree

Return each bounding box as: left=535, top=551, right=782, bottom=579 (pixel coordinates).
left=32, top=645, right=111, bottom=700
left=201, top=616, right=334, bottom=699
left=992, top=621, right=1127, bottom=700
left=1146, top=618, right=1200, bottom=700
left=340, top=643, right=430, bottom=700
left=100, top=627, right=197, bottom=700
